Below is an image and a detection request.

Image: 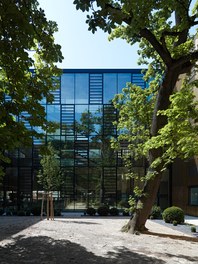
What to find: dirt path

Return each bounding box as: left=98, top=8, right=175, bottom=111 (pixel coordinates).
left=0, top=216, right=198, bottom=263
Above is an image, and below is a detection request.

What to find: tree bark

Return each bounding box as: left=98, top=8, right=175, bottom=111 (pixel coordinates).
left=126, top=65, right=186, bottom=233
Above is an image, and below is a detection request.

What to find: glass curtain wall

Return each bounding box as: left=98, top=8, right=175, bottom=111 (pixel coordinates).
left=1, top=69, right=149, bottom=211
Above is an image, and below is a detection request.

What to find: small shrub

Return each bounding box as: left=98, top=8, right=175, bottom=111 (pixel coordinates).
left=6, top=211, right=12, bottom=216
left=150, top=215, right=154, bottom=220
left=17, top=210, right=26, bottom=216
left=97, top=206, right=109, bottom=216
left=86, top=207, right=96, bottom=216
left=31, top=206, right=41, bottom=216
left=122, top=210, right=129, bottom=216
left=150, top=205, right=162, bottom=219
left=162, top=206, right=184, bottom=224
left=25, top=210, right=31, bottom=216
left=118, top=200, right=130, bottom=208
left=191, top=226, right=196, bottom=233
left=109, top=207, right=119, bottom=216
left=172, top=220, right=177, bottom=226
left=54, top=209, right=61, bottom=216
left=0, top=209, right=4, bottom=215
left=12, top=210, right=17, bottom=216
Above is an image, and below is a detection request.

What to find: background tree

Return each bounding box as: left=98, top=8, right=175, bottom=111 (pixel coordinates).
left=0, top=0, right=63, bottom=179
left=37, top=142, right=63, bottom=193
left=112, top=77, right=198, bottom=226
left=74, top=0, right=198, bottom=233
left=37, top=142, right=63, bottom=218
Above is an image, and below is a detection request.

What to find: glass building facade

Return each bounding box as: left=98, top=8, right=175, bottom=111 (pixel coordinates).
left=1, top=69, right=154, bottom=211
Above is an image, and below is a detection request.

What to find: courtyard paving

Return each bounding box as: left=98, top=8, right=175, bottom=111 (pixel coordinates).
left=0, top=215, right=198, bottom=263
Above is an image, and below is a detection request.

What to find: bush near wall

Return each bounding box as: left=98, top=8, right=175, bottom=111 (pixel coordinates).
left=86, top=207, right=96, bottom=216
left=109, top=207, right=119, bottom=216
left=162, top=206, right=184, bottom=224
left=149, top=205, right=162, bottom=219
left=97, top=206, right=109, bottom=216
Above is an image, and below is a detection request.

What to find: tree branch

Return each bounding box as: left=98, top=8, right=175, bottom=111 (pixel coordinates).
left=171, top=50, right=198, bottom=71
left=140, top=28, right=173, bottom=66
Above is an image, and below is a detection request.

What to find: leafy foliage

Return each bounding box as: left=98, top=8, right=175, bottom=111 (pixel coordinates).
left=109, top=207, right=119, bottom=216
left=75, top=106, right=116, bottom=167
left=162, top=206, right=184, bottom=224
left=149, top=205, right=162, bottom=219
left=97, top=205, right=109, bottom=216
left=112, top=77, right=198, bottom=211
left=37, top=143, right=64, bottom=192
left=86, top=207, right=96, bottom=216
left=0, top=0, right=63, bottom=179
left=74, top=1, right=198, bottom=232
left=112, top=83, right=155, bottom=160
left=144, top=79, right=198, bottom=169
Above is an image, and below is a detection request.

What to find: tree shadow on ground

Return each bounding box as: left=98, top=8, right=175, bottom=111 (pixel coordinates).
left=108, top=247, right=198, bottom=263
left=164, top=253, right=198, bottom=263
left=54, top=219, right=102, bottom=225
left=0, top=235, right=165, bottom=264
left=143, top=230, right=198, bottom=243
left=0, top=216, right=41, bottom=241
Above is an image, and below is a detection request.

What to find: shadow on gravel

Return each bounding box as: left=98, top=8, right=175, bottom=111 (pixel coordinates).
left=164, top=253, right=198, bottom=263
left=143, top=230, right=198, bottom=243
left=0, top=235, right=166, bottom=264
left=107, top=247, right=198, bottom=263
left=55, top=219, right=102, bottom=225
left=0, top=216, right=41, bottom=241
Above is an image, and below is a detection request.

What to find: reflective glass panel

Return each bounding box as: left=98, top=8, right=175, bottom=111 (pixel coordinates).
left=75, top=105, right=89, bottom=137
left=103, top=74, right=117, bottom=103
left=75, top=105, right=89, bottom=123
left=61, top=74, right=74, bottom=104
left=89, top=105, right=102, bottom=135
left=60, top=136, right=74, bottom=166
left=89, top=140, right=101, bottom=167
left=118, top=73, right=131, bottom=93
left=75, top=168, right=88, bottom=209
left=88, top=168, right=102, bottom=207
left=75, top=74, right=89, bottom=104
left=47, top=105, right=60, bottom=122
left=190, top=187, right=198, bottom=205
left=47, top=105, right=60, bottom=135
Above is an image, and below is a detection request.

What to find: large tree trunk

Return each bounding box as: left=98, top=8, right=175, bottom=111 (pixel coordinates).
left=124, top=160, right=163, bottom=233
left=125, top=67, right=183, bottom=233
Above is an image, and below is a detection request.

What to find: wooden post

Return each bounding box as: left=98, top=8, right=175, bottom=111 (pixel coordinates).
left=50, top=192, right=54, bottom=220
left=41, top=193, right=45, bottom=220
left=47, top=192, right=49, bottom=220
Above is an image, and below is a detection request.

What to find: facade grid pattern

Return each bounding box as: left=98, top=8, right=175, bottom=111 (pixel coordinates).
left=1, top=69, right=153, bottom=211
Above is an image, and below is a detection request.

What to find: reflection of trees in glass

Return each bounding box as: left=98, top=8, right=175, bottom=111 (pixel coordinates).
left=75, top=104, right=117, bottom=205
left=48, top=136, right=74, bottom=167
left=75, top=105, right=116, bottom=166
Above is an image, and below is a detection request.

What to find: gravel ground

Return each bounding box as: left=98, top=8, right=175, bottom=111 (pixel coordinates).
left=0, top=216, right=198, bottom=264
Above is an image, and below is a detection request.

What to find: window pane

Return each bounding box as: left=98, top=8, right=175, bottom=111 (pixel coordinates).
left=61, top=74, right=74, bottom=104
left=47, top=105, right=60, bottom=123
left=47, top=105, right=60, bottom=135
left=103, top=74, right=117, bottom=103
left=89, top=105, right=102, bottom=135
left=75, top=74, right=89, bottom=104
left=60, top=136, right=74, bottom=166
left=75, top=105, right=89, bottom=123
left=190, top=187, right=198, bottom=205
left=118, top=73, right=131, bottom=93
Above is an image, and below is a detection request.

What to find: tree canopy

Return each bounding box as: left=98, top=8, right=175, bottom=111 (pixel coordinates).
left=74, top=0, right=198, bottom=233
left=112, top=77, right=198, bottom=211
left=37, top=143, right=63, bottom=192
left=74, top=0, right=198, bottom=70
left=0, top=0, right=63, bottom=178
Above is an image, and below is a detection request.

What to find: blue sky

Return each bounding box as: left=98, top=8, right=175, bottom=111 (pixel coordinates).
left=38, top=0, right=141, bottom=69
left=38, top=0, right=197, bottom=69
